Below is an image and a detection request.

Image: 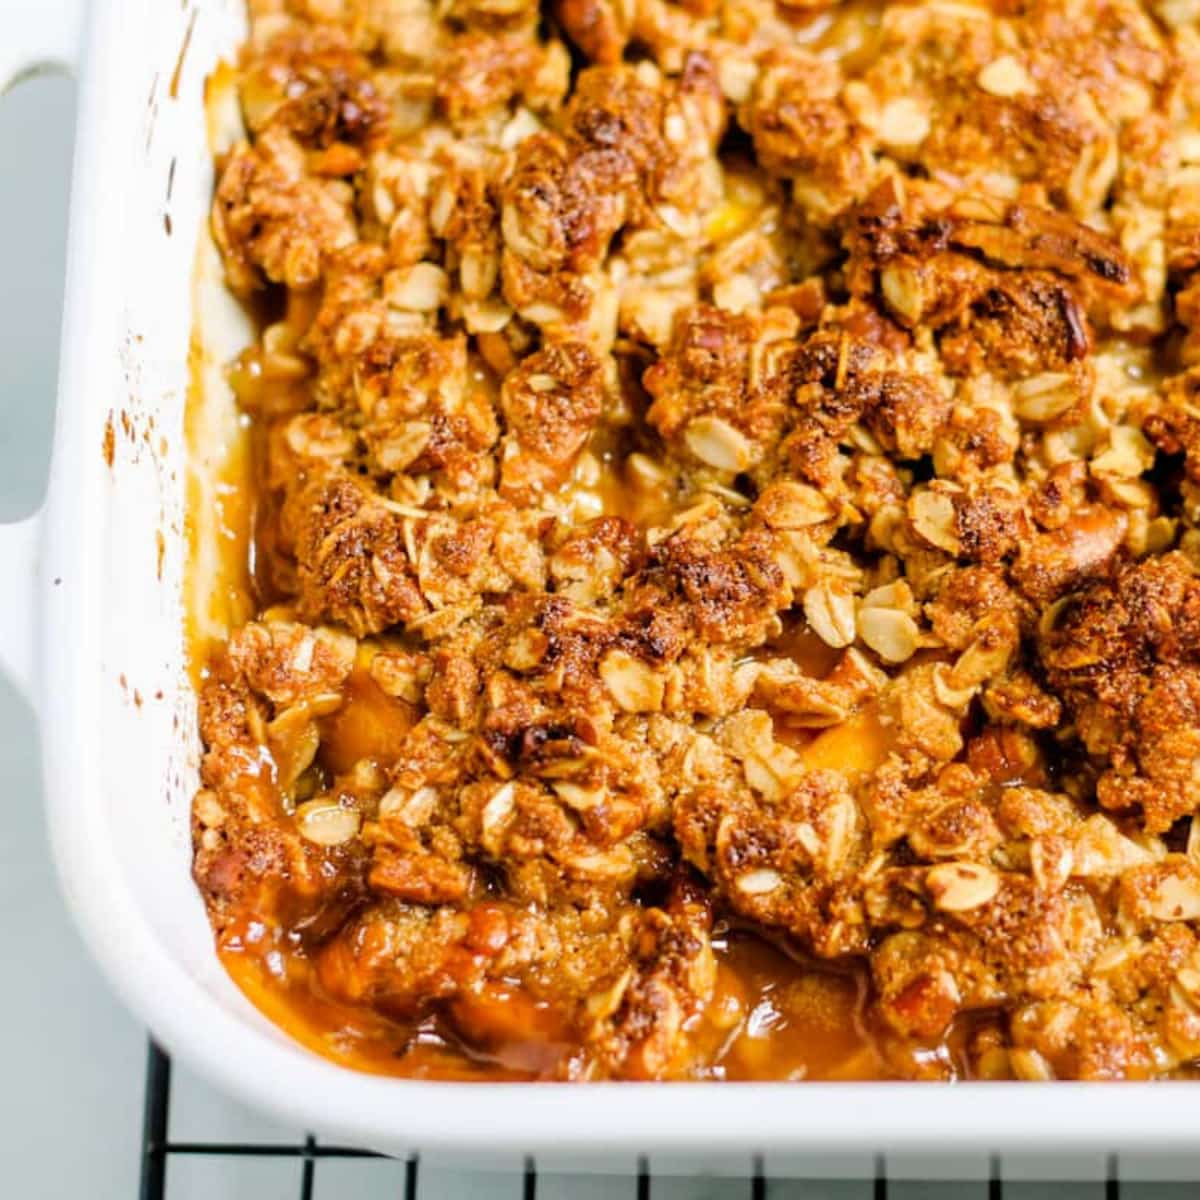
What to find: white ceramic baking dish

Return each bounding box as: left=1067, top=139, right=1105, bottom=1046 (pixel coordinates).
left=8, top=0, right=1200, bottom=1181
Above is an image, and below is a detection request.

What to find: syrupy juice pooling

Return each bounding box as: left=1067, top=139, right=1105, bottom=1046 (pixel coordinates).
left=218, top=917, right=890, bottom=1081
left=191, top=351, right=902, bottom=1080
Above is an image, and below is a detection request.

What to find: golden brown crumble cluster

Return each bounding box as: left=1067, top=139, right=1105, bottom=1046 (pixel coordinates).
left=195, top=0, right=1200, bottom=1080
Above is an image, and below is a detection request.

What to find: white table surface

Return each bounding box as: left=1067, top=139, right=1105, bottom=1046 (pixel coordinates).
left=2, top=51, right=1198, bottom=1200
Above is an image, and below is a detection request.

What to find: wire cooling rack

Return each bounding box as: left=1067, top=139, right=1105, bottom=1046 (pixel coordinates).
left=137, top=1039, right=1181, bottom=1200
left=139, top=1042, right=404, bottom=1200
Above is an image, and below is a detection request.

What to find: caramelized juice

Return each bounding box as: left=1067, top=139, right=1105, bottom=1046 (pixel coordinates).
left=219, top=920, right=896, bottom=1081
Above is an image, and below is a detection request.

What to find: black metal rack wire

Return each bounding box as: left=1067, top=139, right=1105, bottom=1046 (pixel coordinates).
left=138, top=1039, right=1127, bottom=1200
left=139, top=1042, right=400, bottom=1200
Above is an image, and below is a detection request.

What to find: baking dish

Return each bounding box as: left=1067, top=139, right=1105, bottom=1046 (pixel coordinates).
left=7, top=0, right=1200, bottom=1180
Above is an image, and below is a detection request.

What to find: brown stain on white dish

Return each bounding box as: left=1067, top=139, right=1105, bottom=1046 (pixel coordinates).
left=183, top=51, right=257, bottom=693
left=170, top=8, right=198, bottom=101
left=164, top=155, right=178, bottom=237
left=204, top=60, right=240, bottom=156
left=182, top=54, right=256, bottom=689
left=183, top=323, right=256, bottom=688
left=145, top=73, right=160, bottom=154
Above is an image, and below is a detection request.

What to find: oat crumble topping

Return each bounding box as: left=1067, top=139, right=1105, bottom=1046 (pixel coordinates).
left=194, top=0, right=1200, bottom=1080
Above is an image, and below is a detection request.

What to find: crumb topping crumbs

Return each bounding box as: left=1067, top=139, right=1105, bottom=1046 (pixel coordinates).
left=194, top=0, right=1200, bottom=1081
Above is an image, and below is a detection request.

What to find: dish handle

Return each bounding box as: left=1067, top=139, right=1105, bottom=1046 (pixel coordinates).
left=0, top=0, right=82, bottom=96
left=0, top=0, right=83, bottom=699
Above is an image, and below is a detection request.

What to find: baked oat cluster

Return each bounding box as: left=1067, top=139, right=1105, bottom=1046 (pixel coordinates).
left=194, top=0, right=1200, bottom=1079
